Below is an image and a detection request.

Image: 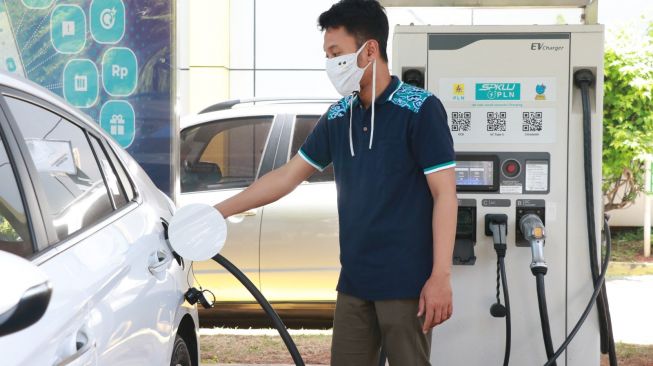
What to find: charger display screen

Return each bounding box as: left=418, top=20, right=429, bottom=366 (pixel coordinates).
left=455, top=161, right=494, bottom=186
left=455, top=155, right=500, bottom=192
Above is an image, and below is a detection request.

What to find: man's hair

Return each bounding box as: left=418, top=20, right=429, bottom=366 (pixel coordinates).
left=318, top=0, right=389, bottom=62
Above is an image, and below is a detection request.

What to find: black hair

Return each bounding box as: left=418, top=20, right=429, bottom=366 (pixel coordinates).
left=318, top=0, right=389, bottom=62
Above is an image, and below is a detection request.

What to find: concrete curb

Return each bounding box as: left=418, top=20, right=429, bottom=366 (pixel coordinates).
left=608, top=261, right=653, bottom=277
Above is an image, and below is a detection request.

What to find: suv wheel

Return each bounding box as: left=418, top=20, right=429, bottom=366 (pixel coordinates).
left=170, top=335, right=192, bottom=366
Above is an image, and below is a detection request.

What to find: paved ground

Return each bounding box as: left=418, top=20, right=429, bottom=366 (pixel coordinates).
left=606, top=275, right=653, bottom=345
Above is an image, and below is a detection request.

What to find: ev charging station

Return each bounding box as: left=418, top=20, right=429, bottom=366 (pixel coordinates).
left=391, top=11, right=611, bottom=366
left=171, top=2, right=615, bottom=366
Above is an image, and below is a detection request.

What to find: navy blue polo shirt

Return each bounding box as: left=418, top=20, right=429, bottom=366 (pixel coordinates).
left=298, top=76, right=455, bottom=300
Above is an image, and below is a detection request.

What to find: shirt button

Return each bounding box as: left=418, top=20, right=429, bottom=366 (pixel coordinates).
left=363, top=127, right=368, bottom=132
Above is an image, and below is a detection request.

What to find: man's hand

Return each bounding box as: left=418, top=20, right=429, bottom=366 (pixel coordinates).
left=214, top=155, right=316, bottom=218
left=417, top=273, right=453, bottom=333
left=419, top=168, right=457, bottom=333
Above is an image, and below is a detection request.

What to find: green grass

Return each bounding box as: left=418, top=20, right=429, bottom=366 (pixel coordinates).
left=200, top=335, right=653, bottom=365
left=201, top=334, right=331, bottom=364
left=601, top=343, right=653, bottom=366
left=608, top=227, right=653, bottom=262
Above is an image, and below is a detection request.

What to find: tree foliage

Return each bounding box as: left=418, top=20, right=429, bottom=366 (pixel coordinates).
left=603, top=19, right=653, bottom=211
left=0, top=217, right=20, bottom=242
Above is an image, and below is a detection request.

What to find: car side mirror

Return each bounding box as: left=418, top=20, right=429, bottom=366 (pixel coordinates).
left=0, top=251, right=52, bottom=337
left=168, top=203, right=227, bottom=261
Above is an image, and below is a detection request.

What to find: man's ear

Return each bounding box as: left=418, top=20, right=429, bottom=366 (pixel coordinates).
left=366, top=40, right=380, bottom=61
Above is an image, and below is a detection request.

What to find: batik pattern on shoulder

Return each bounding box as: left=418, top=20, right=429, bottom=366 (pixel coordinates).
left=327, top=94, right=355, bottom=120
left=390, top=83, right=433, bottom=113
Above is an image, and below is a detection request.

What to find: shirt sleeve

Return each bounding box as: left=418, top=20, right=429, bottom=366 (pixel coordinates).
left=298, top=114, right=331, bottom=172
left=410, top=95, right=456, bottom=175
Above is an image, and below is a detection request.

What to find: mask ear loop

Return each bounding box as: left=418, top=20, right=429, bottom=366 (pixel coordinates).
left=349, top=41, right=373, bottom=157
left=369, top=59, right=376, bottom=150
left=349, top=95, right=355, bottom=157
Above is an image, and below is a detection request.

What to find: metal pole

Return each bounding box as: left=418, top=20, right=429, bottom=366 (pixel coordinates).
left=644, top=157, right=651, bottom=258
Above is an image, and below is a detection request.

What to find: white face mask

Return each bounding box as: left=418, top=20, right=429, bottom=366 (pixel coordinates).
left=324, top=41, right=379, bottom=157
left=325, top=41, right=371, bottom=96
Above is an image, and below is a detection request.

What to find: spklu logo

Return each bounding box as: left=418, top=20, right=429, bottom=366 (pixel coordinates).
left=475, top=83, right=521, bottom=101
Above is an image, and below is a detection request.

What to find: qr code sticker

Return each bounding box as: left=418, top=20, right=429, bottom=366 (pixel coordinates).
left=486, top=112, right=507, bottom=132
left=451, top=112, right=471, bottom=132
left=522, top=112, right=543, bottom=132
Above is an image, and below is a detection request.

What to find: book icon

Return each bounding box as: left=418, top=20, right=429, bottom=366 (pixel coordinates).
left=74, top=74, right=88, bottom=91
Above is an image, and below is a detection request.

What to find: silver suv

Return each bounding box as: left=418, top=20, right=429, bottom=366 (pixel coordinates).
left=177, top=99, right=339, bottom=324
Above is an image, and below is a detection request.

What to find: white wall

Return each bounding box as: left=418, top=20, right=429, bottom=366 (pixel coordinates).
left=229, top=0, right=338, bottom=99
left=607, top=194, right=652, bottom=227
left=226, top=2, right=586, bottom=100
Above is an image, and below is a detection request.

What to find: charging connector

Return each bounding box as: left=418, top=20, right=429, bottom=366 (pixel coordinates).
left=520, top=214, right=548, bottom=275
left=485, top=214, right=508, bottom=256
left=184, top=287, right=214, bottom=309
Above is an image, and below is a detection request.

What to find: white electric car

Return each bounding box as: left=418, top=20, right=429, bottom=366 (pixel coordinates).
left=178, top=98, right=340, bottom=326
left=0, top=71, right=199, bottom=366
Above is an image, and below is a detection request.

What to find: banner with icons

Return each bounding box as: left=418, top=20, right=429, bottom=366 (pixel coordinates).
left=0, top=0, right=174, bottom=195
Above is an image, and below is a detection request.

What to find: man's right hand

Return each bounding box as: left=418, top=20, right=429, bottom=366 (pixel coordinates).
left=214, top=155, right=317, bottom=218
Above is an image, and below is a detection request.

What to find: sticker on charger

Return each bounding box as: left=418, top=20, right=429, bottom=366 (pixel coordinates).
left=500, top=184, right=523, bottom=194
left=525, top=162, right=549, bottom=191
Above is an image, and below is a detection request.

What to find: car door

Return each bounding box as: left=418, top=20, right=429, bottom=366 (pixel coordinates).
left=259, top=114, right=340, bottom=302
left=0, top=92, right=109, bottom=365
left=84, top=134, right=181, bottom=365
left=0, top=92, right=178, bottom=365
left=0, top=98, right=56, bottom=366
left=178, top=115, right=277, bottom=302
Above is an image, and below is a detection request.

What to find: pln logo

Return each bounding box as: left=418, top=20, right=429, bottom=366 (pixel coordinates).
left=452, top=83, right=465, bottom=101
left=535, top=84, right=546, bottom=100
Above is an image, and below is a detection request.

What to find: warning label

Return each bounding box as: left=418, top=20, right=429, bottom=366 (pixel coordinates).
left=525, top=163, right=549, bottom=192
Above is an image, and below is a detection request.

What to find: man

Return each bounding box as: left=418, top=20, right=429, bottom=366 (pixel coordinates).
left=214, top=1, right=457, bottom=364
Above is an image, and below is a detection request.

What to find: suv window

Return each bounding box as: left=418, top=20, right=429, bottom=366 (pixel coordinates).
left=181, top=116, right=273, bottom=192
left=5, top=97, right=114, bottom=241
left=291, top=115, right=334, bottom=183
left=0, top=132, right=33, bottom=258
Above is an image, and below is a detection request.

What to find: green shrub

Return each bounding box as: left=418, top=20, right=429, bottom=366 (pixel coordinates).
left=603, top=19, right=653, bottom=211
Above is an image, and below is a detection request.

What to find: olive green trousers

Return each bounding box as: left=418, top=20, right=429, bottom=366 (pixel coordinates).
left=331, top=292, right=432, bottom=366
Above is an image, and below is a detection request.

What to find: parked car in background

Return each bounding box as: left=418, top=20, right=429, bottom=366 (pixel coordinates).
left=0, top=71, right=199, bottom=366
left=178, top=99, right=340, bottom=326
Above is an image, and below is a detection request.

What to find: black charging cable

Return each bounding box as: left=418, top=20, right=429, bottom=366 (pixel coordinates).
left=212, top=254, right=306, bottom=366
left=532, top=70, right=618, bottom=366
left=532, top=265, right=556, bottom=365
left=574, top=69, right=618, bottom=365
left=497, top=256, right=511, bottom=366
left=488, top=217, right=511, bottom=366
left=543, top=215, right=613, bottom=366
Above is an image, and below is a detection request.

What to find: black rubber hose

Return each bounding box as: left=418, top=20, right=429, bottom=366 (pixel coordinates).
left=543, top=216, right=612, bottom=366
left=212, top=254, right=306, bottom=366
left=535, top=273, right=556, bottom=365
left=499, top=256, right=511, bottom=366
left=577, top=70, right=609, bottom=353
left=574, top=69, right=618, bottom=365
